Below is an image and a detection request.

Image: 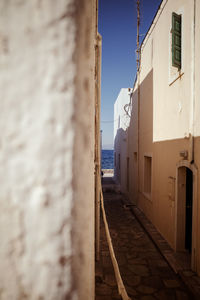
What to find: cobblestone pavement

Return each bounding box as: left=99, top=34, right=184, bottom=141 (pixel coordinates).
left=95, top=186, right=194, bottom=300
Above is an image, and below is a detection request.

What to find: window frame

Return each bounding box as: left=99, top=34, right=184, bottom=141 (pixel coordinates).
left=168, top=8, right=184, bottom=86
left=171, top=12, right=182, bottom=69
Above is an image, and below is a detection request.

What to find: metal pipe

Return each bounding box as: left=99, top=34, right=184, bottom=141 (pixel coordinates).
left=95, top=33, right=102, bottom=261
left=136, top=0, right=141, bottom=205
left=191, top=0, right=196, bottom=163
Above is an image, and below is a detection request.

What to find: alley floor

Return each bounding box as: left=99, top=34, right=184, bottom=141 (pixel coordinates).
left=95, top=177, right=194, bottom=300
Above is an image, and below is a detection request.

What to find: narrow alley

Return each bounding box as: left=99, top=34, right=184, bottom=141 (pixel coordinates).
left=95, top=177, right=195, bottom=300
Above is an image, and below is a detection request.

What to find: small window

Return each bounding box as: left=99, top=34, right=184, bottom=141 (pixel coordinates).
left=144, top=156, right=152, bottom=195
left=172, top=12, right=181, bottom=69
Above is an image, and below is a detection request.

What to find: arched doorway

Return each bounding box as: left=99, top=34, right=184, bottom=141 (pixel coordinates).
left=176, top=162, right=198, bottom=271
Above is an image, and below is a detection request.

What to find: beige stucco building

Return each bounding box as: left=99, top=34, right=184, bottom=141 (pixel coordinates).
left=114, top=0, right=200, bottom=275
left=0, top=0, right=100, bottom=299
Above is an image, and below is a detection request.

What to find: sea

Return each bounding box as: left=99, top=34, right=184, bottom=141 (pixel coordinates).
left=101, top=149, right=114, bottom=169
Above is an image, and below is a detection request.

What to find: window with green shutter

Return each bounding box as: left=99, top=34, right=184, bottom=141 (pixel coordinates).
left=172, top=12, right=182, bottom=69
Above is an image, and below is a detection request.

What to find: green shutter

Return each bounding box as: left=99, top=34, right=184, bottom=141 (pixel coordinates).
left=172, top=12, right=181, bottom=69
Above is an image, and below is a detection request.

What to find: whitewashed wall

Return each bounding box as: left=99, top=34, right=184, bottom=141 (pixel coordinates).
left=114, top=88, right=131, bottom=139
left=114, top=88, right=131, bottom=190
left=0, top=0, right=96, bottom=299
left=138, top=0, right=195, bottom=142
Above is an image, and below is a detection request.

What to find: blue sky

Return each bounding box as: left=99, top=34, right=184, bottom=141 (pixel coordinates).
left=99, top=0, right=162, bottom=149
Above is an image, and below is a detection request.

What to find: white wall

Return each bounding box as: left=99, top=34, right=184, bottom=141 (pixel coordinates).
left=139, top=0, right=195, bottom=142
left=114, top=88, right=131, bottom=190
left=114, top=88, right=131, bottom=138
left=0, top=0, right=96, bottom=299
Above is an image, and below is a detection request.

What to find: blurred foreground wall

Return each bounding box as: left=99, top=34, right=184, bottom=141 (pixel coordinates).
left=0, top=0, right=97, bottom=299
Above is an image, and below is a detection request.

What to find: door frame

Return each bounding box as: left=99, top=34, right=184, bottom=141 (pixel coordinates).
left=175, top=160, right=198, bottom=271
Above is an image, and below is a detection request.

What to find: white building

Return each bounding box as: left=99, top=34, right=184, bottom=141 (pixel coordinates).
left=114, top=88, right=131, bottom=191
left=114, top=0, right=200, bottom=275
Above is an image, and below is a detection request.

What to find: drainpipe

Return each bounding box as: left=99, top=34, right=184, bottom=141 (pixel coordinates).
left=191, top=0, right=196, bottom=272
left=94, top=32, right=102, bottom=261
left=137, top=73, right=141, bottom=204
left=136, top=0, right=141, bottom=204
left=189, top=0, right=196, bottom=163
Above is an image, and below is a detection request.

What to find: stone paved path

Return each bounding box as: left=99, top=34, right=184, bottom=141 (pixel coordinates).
left=95, top=186, right=193, bottom=300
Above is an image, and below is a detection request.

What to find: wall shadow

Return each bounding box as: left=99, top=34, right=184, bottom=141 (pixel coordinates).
left=114, top=69, right=153, bottom=204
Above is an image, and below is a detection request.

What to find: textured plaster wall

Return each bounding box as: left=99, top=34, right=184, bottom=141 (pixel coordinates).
left=0, top=0, right=95, bottom=299
left=72, top=0, right=96, bottom=298
left=139, top=0, right=193, bottom=142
